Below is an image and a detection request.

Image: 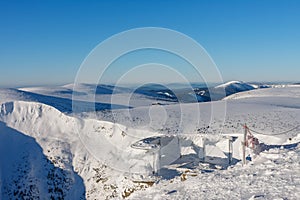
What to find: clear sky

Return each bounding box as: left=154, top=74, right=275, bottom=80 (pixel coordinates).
left=0, top=0, right=299, bottom=87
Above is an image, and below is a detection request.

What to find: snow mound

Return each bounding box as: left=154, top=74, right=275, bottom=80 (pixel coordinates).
left=225, top=86, right=300, bottom=101
left=0, top=101, right=76, bottom=140
left=215, top=81, right=255, bottom=91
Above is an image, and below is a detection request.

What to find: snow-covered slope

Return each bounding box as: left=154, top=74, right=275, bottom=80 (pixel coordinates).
left=0, top=88, right=129, bottom=113
left=129, top=145, right=300, bottom=200
left=215, top=81, right=255, bottom=95
left=0, top=120, right=85, bottom=199
left=18, top=82, right=259, bottom=108
left=19, top=84, right=176, bottom=108
left=0, top=85, right=299, bottom=199
left=225, top=85, right=300, bottom=100
left=0, top=101, right=160, bottom=199
left=94, top=87, right=300, bottom=144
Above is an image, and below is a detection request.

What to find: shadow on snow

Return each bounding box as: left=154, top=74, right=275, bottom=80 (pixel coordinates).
left=0, top=121, right=86, bottom=199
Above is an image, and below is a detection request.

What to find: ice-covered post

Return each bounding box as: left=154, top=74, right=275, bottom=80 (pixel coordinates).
left=152, top=150, right=159, bottom=175
left=202, top=137, right=206, bottom=162
left=228, top=136, right=233, bottom=164
left=155, top=139, right=162, bottom=174
left=242, top=123, right=247, bottom=165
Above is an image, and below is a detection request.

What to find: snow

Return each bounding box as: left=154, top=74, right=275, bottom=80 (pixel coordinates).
left=215, top=80, right=244, bottom=88
left=129, top=145, right=300, bottom=200
left=215, top=81, right=255, bottom=91
left=18, top=84, right=175, bottom=108
left=225, top=86, right=300, bottom=100
left=0, top=85, right=299, bottom=199
left=0, top=101, right=159, bottom=198
left=157, top=92, right=174, bottom=98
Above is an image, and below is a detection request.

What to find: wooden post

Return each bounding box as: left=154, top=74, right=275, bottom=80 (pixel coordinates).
left=242, top=123, right=247, bottom=165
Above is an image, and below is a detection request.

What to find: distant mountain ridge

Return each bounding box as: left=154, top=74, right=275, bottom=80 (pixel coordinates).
left=18, top=81, right=266, bottom=106
left=215, top=81, right=255, bottom=95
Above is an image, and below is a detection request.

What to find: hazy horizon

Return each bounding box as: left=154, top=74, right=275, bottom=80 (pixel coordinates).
left=1, top=80, right=298, bottom=90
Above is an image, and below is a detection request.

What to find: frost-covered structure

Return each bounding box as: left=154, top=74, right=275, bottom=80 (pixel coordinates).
left=131, top=135, right=238, bottom=174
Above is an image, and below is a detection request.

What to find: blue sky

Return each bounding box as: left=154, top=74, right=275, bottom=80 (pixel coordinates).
left=0, top=0, right=299, bottom=87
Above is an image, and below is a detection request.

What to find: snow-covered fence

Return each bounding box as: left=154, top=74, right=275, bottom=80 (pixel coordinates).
left=242, top=124, right=261, bottom=165
left=131, top=123, right=299, bottom=173
left=241, top=123, right=300, bottom=165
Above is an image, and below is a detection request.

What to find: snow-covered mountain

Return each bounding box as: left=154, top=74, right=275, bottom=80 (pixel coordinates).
left=0, top=101, right=162, bottom=199
left=18, top=81, right=263, bottom=106
left=0, top=85, right=299, bottom=199
left=192, top=81, right=258, bottom=102
left=215, top=81, right=256, bottom=95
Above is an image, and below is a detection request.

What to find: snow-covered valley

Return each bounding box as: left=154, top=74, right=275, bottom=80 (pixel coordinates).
left=0, top=82, right=299, bottom=199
